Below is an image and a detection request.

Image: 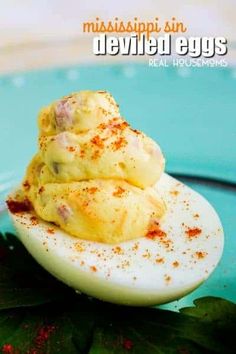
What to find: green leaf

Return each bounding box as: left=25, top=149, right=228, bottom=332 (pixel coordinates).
left=0, top=232, right=236, bottom=353
left=88, top=302, right=233, bottom=354
left=180, top=296, right=236, bottom=322
left=0, top=306, right=77, bottom=353
left=0, top=232, right=72, bottom=310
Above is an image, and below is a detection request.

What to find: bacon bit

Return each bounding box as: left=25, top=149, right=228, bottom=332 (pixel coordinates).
left=30, top=216, right=38, bottom=226
left=87, top=187, right=98, bottom=194
left=91, top=135, right=104, bottom=148
left=156, top=257, right=165, bottom=264
left=74, top=243, right=85, bottom=252
left=195, top=251, right=208, bottom=259
left=47, top=228, right=55, bottom=234
left=23, top=180, right=30, bottom=191
left=6, top=198, right=32, bottom=214
left=185, top=227, right=202, bottom=238
left=112, top=137, right=127, bottom=151
left=38, top=186, right=45, bottom=194
left=123, top=339, right=133, bottom=350
left=66, top=146, right=76, bottom=152
left=90, top=266, right=97, bottom=272
left=113, top=186, right=126, bottom=197
left=170, top=190, right=179, bottom=196
left=112, top=246, right=124, bottom=255
left=2, top=344, right=15, bottom=354
left=172, top=261, right=180, bottom=267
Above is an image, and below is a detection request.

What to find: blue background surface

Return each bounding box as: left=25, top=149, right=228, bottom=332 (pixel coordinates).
left=0, top=63, right=235, bottom=310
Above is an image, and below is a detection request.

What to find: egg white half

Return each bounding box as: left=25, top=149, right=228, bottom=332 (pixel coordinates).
left=8, top=174, right=224, bottom=306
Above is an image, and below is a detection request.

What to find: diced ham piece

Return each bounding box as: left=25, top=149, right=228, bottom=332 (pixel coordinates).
left=57, top=204, right=72, bottom=222
left=54, top=99, right=73, bottom=129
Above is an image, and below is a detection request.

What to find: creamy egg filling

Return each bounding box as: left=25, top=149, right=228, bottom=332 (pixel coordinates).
left=20, top=90, right=166, bottom=243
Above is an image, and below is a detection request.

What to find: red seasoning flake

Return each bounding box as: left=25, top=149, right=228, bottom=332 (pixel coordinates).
left=172, top=261, right=180, bottom=268
left=66, top=146, right=76, bottom=152
left=30, top=216, right=38, bottom=226
left=91, top=135, right=104, bottom=149
left=112, top=120, right=129, bottom=131
left=112, top=246, right=124, bottom=255
left=112, top=137, right=127, bottom=151
left=146, top=227, right=167, bottom=240
left=195, top=251, right=208, bottom=259
left=185, top=227, right=202, bottom=238
left=6, top=198, right=32, bottom=214
left=47, top=228, right=55, bottom=234
left=98, top=122, right=107, bottom=130
left=146, top=223, right=173, bottom=249
left=123, top=339, right=134, bottom=350
left=90, top=266, right=97, bottom=272
left=113, top=186, right=126, bottom=197
left=87, top=187, right=98, bottom=194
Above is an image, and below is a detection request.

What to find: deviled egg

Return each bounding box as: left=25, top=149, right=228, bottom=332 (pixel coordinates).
left=6, top=91, right=224, bottom=306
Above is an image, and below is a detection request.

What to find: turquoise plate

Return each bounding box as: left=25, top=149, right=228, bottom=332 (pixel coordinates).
left=0, top=63, right=235, bottom=310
